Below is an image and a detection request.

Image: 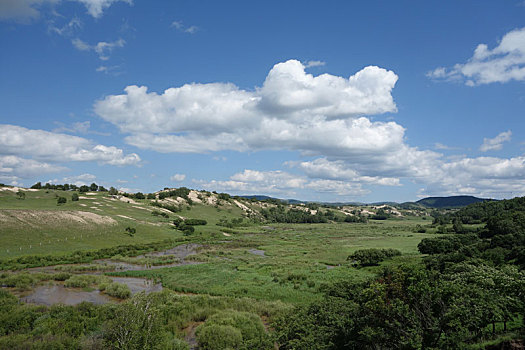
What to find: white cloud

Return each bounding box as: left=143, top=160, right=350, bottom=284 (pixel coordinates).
left=72, top=38, right=125, bottom=60
left=0, top=124, right=141, bottom=167
left=428, top=27, right=525, bottom=85
left=480, top=131, right=512, bottom=152
left=95, top=59, right=399, bottom=157
left=48, top=17, right=82, bottom=36
left=0, top=155, right=62, bottom=178
left=170, top=173, right=186, bottom=182
left=0, top=0, right=45, bottom=22
left=0, top=0, right=130, bottom=22
left=48, top=173, right=97, bottom=186
left=304, top=60, right=326, bottom=68
left=419, top=154, right=525, bottom=198
left=171, top=20, right=199, bottom=34
left=74, top=0, right=132, bottom=18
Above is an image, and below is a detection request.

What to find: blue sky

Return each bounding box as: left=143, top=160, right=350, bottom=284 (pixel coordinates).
left=1, top=0, right=524, bottom=202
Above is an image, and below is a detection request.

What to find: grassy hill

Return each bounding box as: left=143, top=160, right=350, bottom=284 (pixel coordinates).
left=416, top=195, right=490, bottom=208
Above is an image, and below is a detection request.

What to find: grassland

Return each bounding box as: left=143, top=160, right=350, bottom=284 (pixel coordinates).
left=0, top=187, right=430, bottom=305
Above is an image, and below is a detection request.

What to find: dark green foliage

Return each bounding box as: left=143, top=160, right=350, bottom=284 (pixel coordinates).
left=30, top=182, right=42, bottom=189
left=196, top=324, right=243, bottom=350
left=216, top=217, right=247, bottom=228
left=109, top=187, right=118, bottom=195
left=274, top=264, right=525, bottom=349
left=146, top=193, right=155, bottom=199
left=344, top=215, right=367, bottom=223
left=417, top=195, right=489, bottom=208
left=151, top=210, right=169, bottom=218
left=196, top=310, right=272, bottom=350
left=71, top=192, right=79, bottom=201
left=184, top=219, right=207, bottom=226
left=348, top=248, right=401, bottom=266
left=16, top=190, right=25, bottom=200
left=371, top=208, right=389, bottom=220
left=260, top=205, right=329, bottom=223
left=56, top=196, right=67, bottom=205
left=89, top=183, right=99, bottom=192
left=79, top=185, right=89, bottom=193
left=217, top=193, right=231, bottom=201
left=125, top=227, right=136, bottom=236
left=134, top=192, right=145, bottom=200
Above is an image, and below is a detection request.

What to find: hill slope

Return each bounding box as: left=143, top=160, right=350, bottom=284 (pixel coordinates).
left=416, top=195, right=490, bottom=208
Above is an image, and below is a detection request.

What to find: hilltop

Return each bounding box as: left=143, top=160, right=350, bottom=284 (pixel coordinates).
left=415, top=195, right=491, bottom=208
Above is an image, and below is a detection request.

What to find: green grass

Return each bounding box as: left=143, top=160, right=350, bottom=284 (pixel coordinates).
left=1, top=189, right=430, bottom=304
left=111, top=220, right=429, bottom=304
left=0, top=189, right=183, bottom=258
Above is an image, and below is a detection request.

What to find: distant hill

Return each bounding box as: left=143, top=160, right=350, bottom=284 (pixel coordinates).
left=416, top=196, right=491, bottom=208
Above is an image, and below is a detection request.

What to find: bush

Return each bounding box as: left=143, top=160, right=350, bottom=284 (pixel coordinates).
left=125, top=227, right=136, bottom=236
left=104, top=282, right=131, bottom=299
left=57, top=196, right=67, bottom=205
left=196, top=310, right=272, bottom=350
left=185, top=219, right=207, bottom=226
left=348, top=248, right=402, bottom=266
left=64, top=275, right=111, bottom=288
left=71, top=193, right=79, bottom=202
left=196, top=324, right=242, bottom=350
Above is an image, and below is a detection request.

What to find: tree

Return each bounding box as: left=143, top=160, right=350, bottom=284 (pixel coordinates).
left=89, top=183, right=99, bottom=192
left=71, top=193, right=79, bottom=202
left=30, top=182, right=42, bottom=189
left=79, top=185, right=89, bottom=193
left=109, top=187, right=118, bottom=195
left=104, top=293, right=163, bottom=349
left=16, top=190, right=25, bottom=200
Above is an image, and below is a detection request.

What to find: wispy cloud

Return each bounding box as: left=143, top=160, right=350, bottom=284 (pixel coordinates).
left=170, top=173, right=186, bottom=182
left=72, top=38, right=125, bottom=60
left=480, top=131, right=512, bottom=152
left=171, top=20, right=199, bottom=34
left=428, top=27, right=525, bottom=86
left=48, top=17, right=82, bottom=36
left=304, top=60, right=326, bottom=68
left=0, top=0, right=132, bottom=23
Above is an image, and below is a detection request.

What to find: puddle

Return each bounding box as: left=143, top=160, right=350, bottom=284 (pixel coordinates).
left=248, top=249, right=266, bottom=257
left=95, top=243, right=203, bottom=271
left=21, top=284, right=112, bottom=306
left=20, top=276, right=162, bottom=306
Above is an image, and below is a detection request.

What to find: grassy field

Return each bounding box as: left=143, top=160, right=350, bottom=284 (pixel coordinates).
left=0, top=189, right=248, bottom=258
left=112, top=219, right=429, bottom=304
left=1, top=187, right=430, bottom=304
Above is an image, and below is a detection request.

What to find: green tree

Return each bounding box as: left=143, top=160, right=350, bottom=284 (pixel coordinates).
left=71, top=193, right=79, bottom=201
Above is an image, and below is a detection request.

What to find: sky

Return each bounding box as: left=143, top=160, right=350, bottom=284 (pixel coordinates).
left=1, top=0, right=525, bottom=203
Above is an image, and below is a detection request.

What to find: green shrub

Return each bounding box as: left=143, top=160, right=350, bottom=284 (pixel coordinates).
left=196, top=310, right=272, bottom=350
left=104, top=282, right=131, bottom=299
left=348, top=248, right=402, bottom=266
left=64, top=275, right=111, bottom=288
left=196, top=324, right=242, bottom=350
left=185, top=219, right=207, bottom=226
